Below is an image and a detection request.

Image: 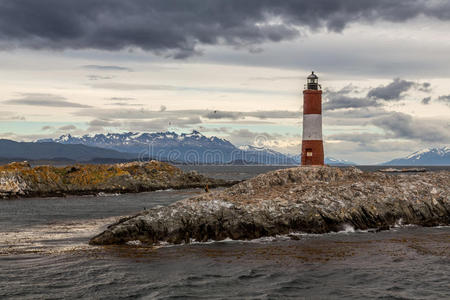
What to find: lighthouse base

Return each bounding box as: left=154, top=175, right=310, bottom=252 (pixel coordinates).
left=301, top=140, right=324, bottom=166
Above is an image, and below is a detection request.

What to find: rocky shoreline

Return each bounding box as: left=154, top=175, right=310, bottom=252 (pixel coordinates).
left=90, top=166, right=449, bottom=246
left=0, top=161, right=235, bottom=199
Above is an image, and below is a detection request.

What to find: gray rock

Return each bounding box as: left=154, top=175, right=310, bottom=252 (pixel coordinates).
left=90, top=166, right=450, bottom=246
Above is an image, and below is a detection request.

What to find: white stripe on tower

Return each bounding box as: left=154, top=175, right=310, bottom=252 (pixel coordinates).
left=302, top=114, right=322, bottom=140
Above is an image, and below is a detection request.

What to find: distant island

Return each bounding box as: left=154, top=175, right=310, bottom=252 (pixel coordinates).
left=0, top=161, right=234, bottom=199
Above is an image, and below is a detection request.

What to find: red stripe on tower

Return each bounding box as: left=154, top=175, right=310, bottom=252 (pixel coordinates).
left=301, top=71, right=324, bottom=166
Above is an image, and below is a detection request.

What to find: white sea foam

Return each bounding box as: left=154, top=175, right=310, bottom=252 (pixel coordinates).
left=0, top=216, right=118, bottom=255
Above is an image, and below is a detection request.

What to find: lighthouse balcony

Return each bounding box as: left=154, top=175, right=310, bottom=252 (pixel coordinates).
left=304, top=83, right=322, bottom=90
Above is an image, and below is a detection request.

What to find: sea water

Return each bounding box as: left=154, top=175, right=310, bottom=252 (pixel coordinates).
left=1, top=166, right=449, bottom=299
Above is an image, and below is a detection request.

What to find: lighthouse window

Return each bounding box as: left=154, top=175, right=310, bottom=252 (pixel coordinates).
left=306, top=150, right=313, bottom=157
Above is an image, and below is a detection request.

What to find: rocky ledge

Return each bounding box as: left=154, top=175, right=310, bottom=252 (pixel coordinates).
left=0, top=161, right=233, bottom=199
left=90, top=166, right=449, bottom=246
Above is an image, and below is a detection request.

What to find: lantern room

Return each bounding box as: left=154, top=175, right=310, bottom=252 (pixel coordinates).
left=306, top=71, right=321, bottom=90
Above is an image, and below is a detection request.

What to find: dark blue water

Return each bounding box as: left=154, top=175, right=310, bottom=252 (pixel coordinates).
left=1, top=166, right=449, bottom=299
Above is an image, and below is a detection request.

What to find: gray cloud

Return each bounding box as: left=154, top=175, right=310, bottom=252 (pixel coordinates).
left=108, top=97, right=135, bottom=101
left=220, top=128, right=286, bottom=148
left=87, top=75, right=114, bottom=80
left=4, top=93, right=91, bottom=108
left=372, top=112, right=450, bottom=143
left=324, top=79, right=432, bottom=111
left=204, top=111, right=243, bottom=120
left=108, top=102, right=143, bottom=107
left=0, top=1, right=449, bottom=58
left=438, top=94, right=450, bottom=105
left=324, top=95, right=380, bottom=111
left=367, top=78, right=415, bottom=100
left=249, top=76, right=300, bottom=81
left=106, top=97, right=141, bottom=106
left=248, top=110, right=299, bottom=119
left=323, top=85, right=379, bottom=111
left=421, top=96, right=431, bottom=104
left=82, top=65, right=132, bottom=71
left=367, top=78, right=431, bottom=101
left=326, top=132, right=387, bottom=145
left=124, top=117, right=202, bottom=131
left=418, top=82, right=431, bottom=92
left=74, top=108, right=299, bottom=121
left=0, top=112, right=26, bottom=121
left=88, top=119, right=121, bottom=127
left=90, top=82, right=293, bottom=95
left=58, top=124, right=77, bottom=131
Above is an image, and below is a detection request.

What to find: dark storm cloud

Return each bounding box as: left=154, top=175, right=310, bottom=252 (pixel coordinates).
left=0, top=0, right=449, bottom=58
left=3, top=93, right=91, bottom=108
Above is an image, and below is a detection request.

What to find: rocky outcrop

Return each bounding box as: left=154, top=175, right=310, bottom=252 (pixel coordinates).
left=0, top=161, right=234, bottom=199
left=90, top=166, right=450, bottom=245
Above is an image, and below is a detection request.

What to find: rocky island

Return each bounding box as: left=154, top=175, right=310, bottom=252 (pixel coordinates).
left=90, top=166, right=449, bottom=246
left=0, top=161, right=233, bottom=199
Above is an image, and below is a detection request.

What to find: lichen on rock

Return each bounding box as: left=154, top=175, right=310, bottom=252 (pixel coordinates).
left=0, top=160, right=233, bottom=199
left=89, top=166, right=450, bottom=246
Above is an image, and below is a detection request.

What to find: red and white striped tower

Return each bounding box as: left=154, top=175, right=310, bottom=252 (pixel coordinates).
left=301, top=71, right=324, bottom=165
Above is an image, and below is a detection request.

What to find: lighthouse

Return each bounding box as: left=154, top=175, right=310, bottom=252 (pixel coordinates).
left=301, top=72, right=324, bottom=165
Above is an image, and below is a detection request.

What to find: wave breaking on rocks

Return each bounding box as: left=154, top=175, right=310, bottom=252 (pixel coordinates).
left=90, top=166, right=450, bottom=245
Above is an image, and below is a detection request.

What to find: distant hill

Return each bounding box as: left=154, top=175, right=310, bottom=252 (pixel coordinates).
left=0, top=139, right=135, bottom=162
left=382, top=146, right=450, bottom=166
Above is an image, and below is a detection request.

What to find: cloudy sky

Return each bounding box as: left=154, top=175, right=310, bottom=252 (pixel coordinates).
left=1, top=0, right=450, bottom=164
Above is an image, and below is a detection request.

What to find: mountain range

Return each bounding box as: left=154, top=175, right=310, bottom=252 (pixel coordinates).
left=383, top=146, right=450, bottom=165
left=37, top=131, right=298, bottom=165
left=0, top=131, right=446, bottom=165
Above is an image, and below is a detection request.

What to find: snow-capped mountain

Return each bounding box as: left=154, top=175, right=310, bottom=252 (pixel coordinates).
left=38, top=131, right=234, bottom=152
left=38, top=131, right=297, bottom=165
left=383, top=146, right=450, bottom=165
left=325, top=157, right=356, bottom=166
left=287, top=154, right=356, bottom=165
left=237, top=145, right=297, bottom=165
